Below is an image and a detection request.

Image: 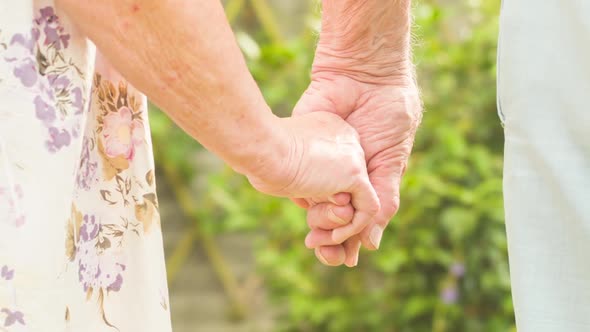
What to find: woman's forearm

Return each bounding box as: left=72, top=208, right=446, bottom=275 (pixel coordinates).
left=56, top=0, right=284, bottom=176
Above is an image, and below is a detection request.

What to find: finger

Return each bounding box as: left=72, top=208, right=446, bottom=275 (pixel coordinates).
left=307, top=203, right=354, bottom=230
left=306, top=194, right=350, bottom=206
left=332, top=179, right=380, bottom=244
left=328, top=193, right=351, bottom=206
left=360, top=195, right=400, bottom=250
left=292, top=81, right=357, bottom=118
left=305, top=229, right=336, bottom=248
left=315, top=245, right=346, bottom=266
left=343, top=237, right=362, bottom=268
left=291, top=198, right=310, bottom=209
left=360, top=163, right=404, bottom=250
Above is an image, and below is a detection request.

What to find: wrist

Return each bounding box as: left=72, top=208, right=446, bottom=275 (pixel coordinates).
left=228, top=110, right=290, bottom=181
left=311, top=49, right=414, bottom=87
left=316, top=0, right=413, bottom=85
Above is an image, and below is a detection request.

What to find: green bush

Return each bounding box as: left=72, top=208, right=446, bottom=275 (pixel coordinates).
left=151, top=0, right=514, bottom=331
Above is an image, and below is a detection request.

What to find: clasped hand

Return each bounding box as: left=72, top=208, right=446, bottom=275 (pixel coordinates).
left=249, top=73, right=421, bottom=267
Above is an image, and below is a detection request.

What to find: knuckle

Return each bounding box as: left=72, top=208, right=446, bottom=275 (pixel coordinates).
left=347, top=126, right=360, bottom=141
left=395, top=104, right=417, bottom=124
left=349, top=163, right=364, bottom=177
left=381, top=204, right=397, bottom=219
left=306, top=214, right=315, bottom=228
left=398, top=90, right=423, bottom=125
left=382, top=200, right=399, bottom=220
left=381, top=206, right=396, bottom=221
left=365, top=199, right=381, bottom=216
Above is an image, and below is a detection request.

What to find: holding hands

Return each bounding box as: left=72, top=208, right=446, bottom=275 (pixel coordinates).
left=263, top=0, right=422, bottom=267
left=246, top=112, right=382, bottom=267
left=291, top=75, right=421, bottom=267
left=59, top=0, right=420, bottom=268
left=248, top=57, right=421, bottom=267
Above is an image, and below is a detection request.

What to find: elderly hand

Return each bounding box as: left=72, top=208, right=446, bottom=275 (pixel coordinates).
left=293, top=73, right=422, bottom=267
left=247, top=112, right=380, bottom=238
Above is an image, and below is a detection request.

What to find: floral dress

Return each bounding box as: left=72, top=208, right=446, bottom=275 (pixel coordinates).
left=0, top=2, right=172, bottom=331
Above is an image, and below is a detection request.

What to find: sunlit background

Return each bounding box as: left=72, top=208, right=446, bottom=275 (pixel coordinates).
left=149, top=0, right=512, bottom=331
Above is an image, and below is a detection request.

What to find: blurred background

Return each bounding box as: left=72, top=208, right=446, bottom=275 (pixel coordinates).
left=149, top=0, right=512, bottom=331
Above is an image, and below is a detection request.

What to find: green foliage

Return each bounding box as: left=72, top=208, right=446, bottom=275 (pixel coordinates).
left=151, top=0, right=514, bottom=331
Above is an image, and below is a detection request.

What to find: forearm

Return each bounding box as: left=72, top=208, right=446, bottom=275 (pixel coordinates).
left=316, top=0, right=413, bottom=85
left=56, top=0, right=283, bottom=176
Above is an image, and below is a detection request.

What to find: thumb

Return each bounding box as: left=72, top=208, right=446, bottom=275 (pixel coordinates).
left=292, top=87, right=319, bottom=117
left=359, top=159, right=407, bottom=250
left=292, top=82, right=354, bottom=118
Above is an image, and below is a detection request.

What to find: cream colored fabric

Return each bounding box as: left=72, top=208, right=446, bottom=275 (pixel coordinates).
left=0, top=1, right=172, bottom=331
left=498, top=1, right=590, bottom=330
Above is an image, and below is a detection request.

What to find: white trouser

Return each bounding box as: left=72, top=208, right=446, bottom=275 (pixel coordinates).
left=498, top=1, right=590, bottom=330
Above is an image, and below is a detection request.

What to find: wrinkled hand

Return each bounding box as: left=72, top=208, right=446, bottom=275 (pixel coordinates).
left=247, top=112, right=380, bottom=240
left=293, top=74, right=422, bottom=266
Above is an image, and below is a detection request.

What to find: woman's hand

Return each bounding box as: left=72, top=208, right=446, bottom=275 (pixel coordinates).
left=246, top=112, right=380, bottom=251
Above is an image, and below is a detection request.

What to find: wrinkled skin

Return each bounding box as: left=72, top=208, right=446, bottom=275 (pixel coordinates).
left=247, top=111, right=380, bottom=239
left=293, top=73, right=422, bottom=267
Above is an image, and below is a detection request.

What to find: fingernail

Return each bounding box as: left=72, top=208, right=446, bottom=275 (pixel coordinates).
left=345, top=257, right=356, bottom=268
left=328, top=208, right=347, bottom=225
left=304, top=233, right=314, bottom=249
left=332, top=229, right=346, bottom=244
left=327, top=196, right=338, bottom=205
left=316, top=250, right=330, bottom=266
left=369, top=225, right=383, bottom=249
left=347, top=241, right=361, bottom=267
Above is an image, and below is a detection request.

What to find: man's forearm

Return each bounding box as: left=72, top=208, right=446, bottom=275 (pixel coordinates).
left=56, top=0, right=284, bottom=176
left=315, top=0, right=413, bottom=85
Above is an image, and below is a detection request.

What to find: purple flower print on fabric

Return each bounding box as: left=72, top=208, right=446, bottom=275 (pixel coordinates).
left=12, top=58, right=37, bottom=87
left=0, top=185, right=26, bottom=227
left=1, top=308, right=25, bottom=327
left=35, top=7, right=70, bottom=50
left=75, top=137, right=98, bottom=191
left=33, top=95, right=56, bottom=125
left=75, top=215, right=126, bottom=294
left=46, top=127, right=71, bottom=152
left=3, top=6, right=85, bottom=153
left=1, top=265, right=14, bottom=281
left=5, top=34, right=36, bottom=88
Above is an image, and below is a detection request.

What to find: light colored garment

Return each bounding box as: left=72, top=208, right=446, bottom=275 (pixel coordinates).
left=498, top=0, right=590, bottom=330
left=0, top=2, right=172, bottom=331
